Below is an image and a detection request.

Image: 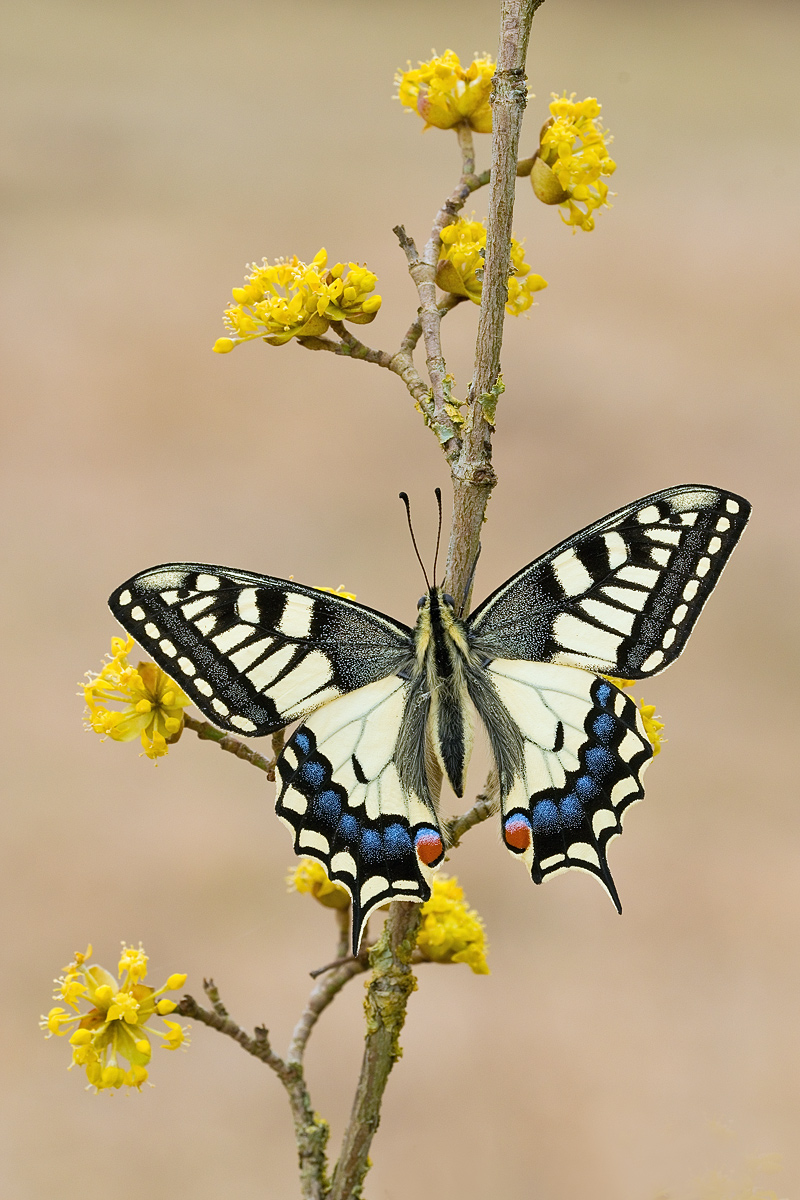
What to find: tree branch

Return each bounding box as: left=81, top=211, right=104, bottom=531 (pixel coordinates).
left=443, top=0, right=544, bottom=611
left=444, top=777, right=500, bottom=848
left=183, top=714, right=281, bottom=780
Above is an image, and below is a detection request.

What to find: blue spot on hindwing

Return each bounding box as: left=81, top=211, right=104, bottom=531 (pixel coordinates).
left=585, top=746, right=616, bottom=777
left=592, top=713, right=615, bottom=742
left=337, top=813, right=359, bottom=842
left=315, top=789, right=341, bottom=824
left=383, top=824, right=413, bottom=857
left=575, top=774, right=600, bottom=800
left=293, top=731, right=311, bottom=754
left=531, top=799, right=561, bottom=834
left=559, top=793, right=583, bottom=827
left=596, top=682, right=612, bottom=707
left=300, top=760, right=326, bottom=787
left=360, top=829, right=383, bottom=862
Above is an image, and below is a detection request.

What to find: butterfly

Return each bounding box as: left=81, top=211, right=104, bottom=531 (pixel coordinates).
left=109, top=484, right=750, bottom=953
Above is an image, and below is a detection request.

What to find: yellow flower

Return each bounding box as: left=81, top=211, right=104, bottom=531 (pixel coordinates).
left=417, top=876, right=489, bottom=974
left=532, top=93, right=616, bottom=231
left=604, top=677, right=665, bottom=756
left=395, top=49, right=495, bottom=133
left=41, top=943, right=188, bottom=1092
left=288, top=858, right=351, bottom=911
left=314, top=584, right=357, bottom=602
left=214, top=248, right=381, bottom=352
left=83, top=636, right=190, bottom=760
left=436, top=218, right=547, bottom=315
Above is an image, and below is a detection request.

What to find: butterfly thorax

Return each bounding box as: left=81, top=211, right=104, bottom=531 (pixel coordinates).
left=404, top=587, right=476, bottom=800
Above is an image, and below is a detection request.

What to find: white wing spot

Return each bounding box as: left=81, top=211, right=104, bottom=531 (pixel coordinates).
left=680, top=512, right=698, bottom=526
left=592, top=809, right=617, bottom=837
left=299, top=829, right=330, bottom=853
left=552, top=613, right=623, bottom=660
left=236, top=588, right=261, bottom=624
left=683, top=580, right=699, bottom=601
left=159, top=639, right=177, bottom=657
left=195, top=574, right=220, bottom=591
left=231, top=715, right=257, bottom=733
left=611, top=778, right=638, bottom=807
left=696, top=557, right=711, bottom=577
left=641, top=650, right=664, bottom=672
left=707, top=536, right=722, bottom=554
left=644, top=527, right=681, bottom=545
left=144, top=623, right=160, bottom=639
left=618, top=565, right=660, bottom=587
left=672, top=604, right=688, bottom=624
left=360, top=876, right=390, bottom=906
left=229, top=637, right=274, bottom=670
left=331, top=851, right=357, bottom=877
left=540, top=853, right=566, bottom=871
left=637, top=505, right=661, bottom=524
left=726, top=499, right=740, bottom=513
left=194, top=679, right=213, bottom=697
left=569, top=842, right=600, bottom=867
left=393, top=879, right=422, bottom=890
left=195, top=615, right=217, bottom=635
left=601, top=585, right=649, bottom=612
left=579, top=598, right=635, bottom=635
left=552, top=549, right=593, bottom=597
left=603, top=532, right=628, bottom=568
left=716, top=517, right=730, bottom=532
left=131, top=606, right=145, bottom=621
left=650, top=547, right=672, bottom=567
left=177, top=657, right=196, bottom=677
left=247, top=644, right=296, bottom=691
left=278, top=594, right=315, bottom=639
left=118, top=590, right=131, bottom=606
left=211, top=699, right=229, bottom=717
left=212, top=624, right=253, bottom=653
left=662, top=628, right=676, bottom=649
left=182, top=596, right=214, bottom=619
left=281, top=787, right=308, bottom=814
left=160, top=590, right=180, bottom=606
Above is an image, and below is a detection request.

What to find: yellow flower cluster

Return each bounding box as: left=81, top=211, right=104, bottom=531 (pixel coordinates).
left=83, top=636, right=190, bottom=760
left=436, top=218, right=547, bottom=315
left=605, top=677, right=665, bottom=756
left=417, top=876, right=489, bottom=974
left=288, top=858, right=351, bottom=911
left=214, top=249, right=382, bottom=352
left=41, top=944, right=188, bottom=1092
left=313, top=584, right=357, bottom=602
left=396, top=49, right=495, bottom=133
left=532, top=94, right=616, bottom=231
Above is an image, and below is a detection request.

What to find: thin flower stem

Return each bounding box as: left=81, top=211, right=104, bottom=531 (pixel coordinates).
left=286, top=956, right=369, bottom=1066
left=183, top=714, right=279, bottom=779
left=444, top=781, right=500, bottom=849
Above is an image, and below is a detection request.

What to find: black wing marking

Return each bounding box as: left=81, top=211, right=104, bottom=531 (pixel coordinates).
left=482, top=662, right=652, bottom=902
left=275, top=676, right=445, bottom=953
left=109, top=564, right=412, bottom=736
left=467, top=485, right=750, bottom=678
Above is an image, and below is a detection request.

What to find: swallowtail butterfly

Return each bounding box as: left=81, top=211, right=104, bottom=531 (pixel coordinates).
left=110, top=485, right=750, bottom=952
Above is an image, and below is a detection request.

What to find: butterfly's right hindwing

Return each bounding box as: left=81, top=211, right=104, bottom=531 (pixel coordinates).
left=276, top=676, right=445, bottom=953
left=109, top=564, right=412, bottom=736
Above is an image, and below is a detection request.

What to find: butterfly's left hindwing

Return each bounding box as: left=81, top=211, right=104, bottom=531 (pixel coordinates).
left=479, top=662, right=653, bottom=901
left=109, top=564, right=412, bottom=736
left=276, top=676, right=445, bottom=953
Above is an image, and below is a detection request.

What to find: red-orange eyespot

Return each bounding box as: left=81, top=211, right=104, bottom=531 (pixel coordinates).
left=504, top=815, right=532, bottom=852
left=414, top=829, right=444, bottom=866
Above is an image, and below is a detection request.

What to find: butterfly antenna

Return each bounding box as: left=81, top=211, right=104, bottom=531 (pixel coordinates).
left=399, top=492, right=431, bottom=590
left=458, top=543, right=482, bottom=617
left=432, top=487, right=443, bottom=587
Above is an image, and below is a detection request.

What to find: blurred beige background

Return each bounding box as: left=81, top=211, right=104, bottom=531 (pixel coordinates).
left=2, top=1, right=798, bottom=1197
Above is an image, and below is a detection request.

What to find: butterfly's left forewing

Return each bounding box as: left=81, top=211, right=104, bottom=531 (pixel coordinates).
left=481, top=661, right=653, bottom=901
left=276, top=676, right=445, bottom=953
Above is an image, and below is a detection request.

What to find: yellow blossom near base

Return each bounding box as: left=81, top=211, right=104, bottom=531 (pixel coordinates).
left=532, top=93, right=616, bottom=232
left=289, top=858, right=351, bottom=911
left=214, top=248, right=381, bottom=352
left=436, top=218, right=547, bottom=315
left=83, top=636, right=190, bottom=760
left=395, top=50, right=495, bottom=133
left=604, top=677, right=665, bottom=755
left=41, top=943, right=188, bottom=1092
left=417, top=876, right=489, bottom=974
left=314, top=585, right=358, bottom=602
